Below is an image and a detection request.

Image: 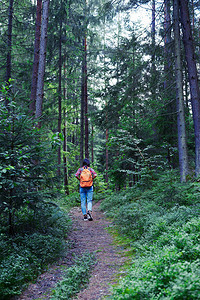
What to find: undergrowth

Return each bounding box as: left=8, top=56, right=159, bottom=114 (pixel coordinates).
left=101, top=170, right=200, bottom=299
left=0, top=201, right=72, bottom=300
left=51, top=252, right=95, bottom=299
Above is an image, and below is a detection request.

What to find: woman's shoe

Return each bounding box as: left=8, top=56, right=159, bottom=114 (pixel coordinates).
left=87, top=210, right=93, bottom=221
left=83, top=214, right=88, bottom=221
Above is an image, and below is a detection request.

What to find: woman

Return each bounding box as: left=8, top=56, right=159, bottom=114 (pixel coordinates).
left=75, top=158, right=97, bottom=221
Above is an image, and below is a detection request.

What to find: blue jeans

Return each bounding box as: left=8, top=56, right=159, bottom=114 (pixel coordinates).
left=80, top=186, right=93, bottom=215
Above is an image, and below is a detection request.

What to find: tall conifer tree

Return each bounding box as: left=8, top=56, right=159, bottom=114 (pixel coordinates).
left=30, top=0, right=42, bottom=115
left=173, top=0, right=189, bottom=182
left=179, top=0, right=200, bottom=177
left=35, top=0, right=50, bottom=127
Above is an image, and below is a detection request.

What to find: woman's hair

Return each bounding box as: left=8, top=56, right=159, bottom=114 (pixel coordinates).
left=83, top=158, right=90, bottom=167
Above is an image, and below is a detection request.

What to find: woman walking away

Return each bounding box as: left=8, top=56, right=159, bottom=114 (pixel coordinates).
left=75, top=158, right=97, bottom=221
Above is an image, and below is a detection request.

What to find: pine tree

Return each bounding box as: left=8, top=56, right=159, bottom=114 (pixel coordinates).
left=173, top=0, right=189, bottom=182
left=179, top=0, right=200, bottom=177
left=30, top=0, right=42, bottom=115
left=35, top=0, right=50, bottom=128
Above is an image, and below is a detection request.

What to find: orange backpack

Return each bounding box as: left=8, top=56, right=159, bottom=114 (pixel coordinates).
left=80, top=167, right=93, bottom=187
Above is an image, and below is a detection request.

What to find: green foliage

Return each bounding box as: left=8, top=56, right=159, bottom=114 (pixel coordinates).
left=0, top=252, right=38, bottom=298
left=111, top=219, right=200, bottom=299
left=51, top=252, right=95, bottom=299
left=0, top=203, right=72, bottom=299
left=57, top=191, right=81, bottom=209
left=101, top=171, right=200, bottom=299
left=0, top=92, right=58, bottom=234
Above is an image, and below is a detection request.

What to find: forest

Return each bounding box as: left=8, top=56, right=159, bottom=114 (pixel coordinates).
left=1, top=0, right=200, bottom=298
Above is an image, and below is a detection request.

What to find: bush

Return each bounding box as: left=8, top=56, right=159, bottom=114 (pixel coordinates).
left=111, top=254, right=200, bottom=299
left=110, top=217, right=200, bottom=299
left=101, top=172, right=200, bottom=299
left=51, top=252, right=95, bottom=299
left=0, top=202, right=72, bottom=299
left=0, top=252, right=39, bottom=298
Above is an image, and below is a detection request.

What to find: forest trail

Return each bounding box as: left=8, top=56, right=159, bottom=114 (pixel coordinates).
left=16, top=201, right=129, bottom=300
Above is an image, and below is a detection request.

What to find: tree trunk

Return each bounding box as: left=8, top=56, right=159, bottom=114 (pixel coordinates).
left=84, top=36, right=89, bottom=159
left=199, top=18, right=200, bottom=61
left=35, top=0, right=50, bottom=128
left=105, top=128, right=109, bottom=183
left=6, top=0, right=14, bottom=106
left=30, top=0, right=42, bottom=115
left=91, top=125, right=94, bottom=163
left=63, top=107, right=69, bottom=194
left=6, top=0, right=14, bottom=83
left=179, top=0, right=200, bottom=177
left=58, top=18, right=62, bottom=176
left=80, top=41, right=85, bottom=165
left=151, top=0, right=156, bottom=98
left=164, top=0, right=177, bottom=149
left=63, top=56, right=69, bottom=194
left=173, top=0, right=189, bottom=182
left=164, top=0, right=172, bottom=89
left=63, top=120, right=69, bottom=194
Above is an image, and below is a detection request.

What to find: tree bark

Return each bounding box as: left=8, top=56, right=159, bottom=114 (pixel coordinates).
left=6, top=0, right=14, bottom=83
left=35, top=0, right=50, bottom=128
left=30, top=0, right=42, bottom=115
left=91, top=125, right=94, bottom=163
left=151, top=0, right=156, bottom=98
left=179, top=0, right=200, bottom=177
left=84, top=36, right=89, bottom=159
left=80, top=40, right=85, bottom=165
left=6, top=0, right=14, bottom=106
left=58, top=18, right=62, bottom=177
left=164, top=0, right=177, bottom=149
left=164, top=0, right=172, bottom=89
left=105, top=128, right=109, bottom=183
left=63, top=119, right=69, bottom=194
left=173, top=0, right=189, bottom=182
left=63, top=52, right=69, bottom=194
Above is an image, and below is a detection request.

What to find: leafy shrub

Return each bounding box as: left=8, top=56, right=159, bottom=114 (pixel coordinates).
left=63, top=192, right=80, bottom=207
left=114, top=201, right=162, bottom=240
left=148, top=172, right=200, bottom=208
left=23, top=233, right=65, bottom=265
left=51, top=252, right=95, bottom=299
left=0, top=252, right=39, bottom=298
left=110, top=218, right=200, bottom=299
left=0, top=202, right=72, bottom=299
left=111, top=254, right=200, bottom=299
left=142, top=204, right=200, bottom=244
left=100, top=187, right=142, bottom=217
left=101, top=172, right=200, bottom=299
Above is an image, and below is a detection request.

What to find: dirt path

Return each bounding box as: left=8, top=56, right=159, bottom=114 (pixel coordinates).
left=16, top=201, right=128, bottom=300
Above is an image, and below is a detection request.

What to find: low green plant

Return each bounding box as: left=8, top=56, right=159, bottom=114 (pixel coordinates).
left=51, top=252, right=95, bottom=299
left=110, top=218, right=200, bottom=299
left=101, top=171, right=200, bottom=299
left=0, top=252, right=39, bottom=298
left=0, top=203, right=72, bottom=299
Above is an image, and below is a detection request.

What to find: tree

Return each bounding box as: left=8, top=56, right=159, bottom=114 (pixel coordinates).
left=6, top=0, right=14, bottom=83
left=151, top=0, right=156, bottom=98
left=35, top=0, right=50, bottom=127
left=57, top=1, right=63, bottom=176
left=173, top=0, right=189, bottom=182
left=162, top=0, right=177, bottom=163
left=179, top=0, right=200, bottom=177
left=0, top=88, right=53, bottom=235
left=5, top=0, right=14, bottom=106
left=30, top=0, right=42, bottom=115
